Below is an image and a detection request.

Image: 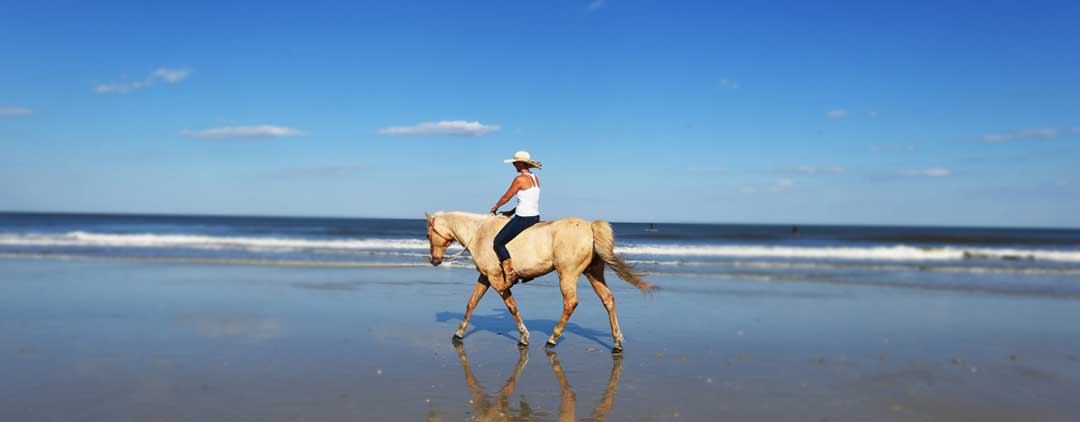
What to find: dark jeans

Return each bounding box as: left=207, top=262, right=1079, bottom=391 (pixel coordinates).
left=493, top=215, right=540, bottom=262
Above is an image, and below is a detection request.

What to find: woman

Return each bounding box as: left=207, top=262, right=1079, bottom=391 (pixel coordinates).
left=489, top=150, right=542, bottom=285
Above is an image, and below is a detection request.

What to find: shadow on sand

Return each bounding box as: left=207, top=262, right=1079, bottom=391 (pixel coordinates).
left=448, top=340, right=622, bottom=422
left=436, top=309, right=613, bottom=350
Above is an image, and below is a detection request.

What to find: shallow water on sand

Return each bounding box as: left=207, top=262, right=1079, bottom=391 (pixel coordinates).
left=2, top=259, right=1079, bottom=421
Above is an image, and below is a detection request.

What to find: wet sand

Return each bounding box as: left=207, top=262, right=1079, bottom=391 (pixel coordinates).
left=2, top=258, right=1079, bottom=421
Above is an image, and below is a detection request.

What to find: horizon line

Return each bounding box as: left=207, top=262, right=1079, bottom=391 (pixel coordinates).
left=1, top=209, right=1077, bottom=231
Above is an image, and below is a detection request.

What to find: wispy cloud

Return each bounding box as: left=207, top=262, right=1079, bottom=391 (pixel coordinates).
left=377, top=120, right=500, bottom=136
left=826, top=109, right=848, bottom=119
left=777, top=165, right=846, bottom=175
left=981, top=128, right=1058, bottom=143
left=901, top=168, right=951, bottom=177
left=152, top=67, right=192, bottom=84
left=182, top=125, right=304, bottom=139
left=587, top=0, right=607, bottom=12
left=0, top=106, right=32, bottom=117
left=719, top=78, right=739, bottom=89
left=95, top=81, right=148, bottom=94
left=737, top=179, right=796, bottom=193
left=95, top=67, right=192, bottom=94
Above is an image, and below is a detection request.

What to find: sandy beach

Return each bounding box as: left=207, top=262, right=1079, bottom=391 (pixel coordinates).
left=1, top=258, right=1078, bottom=421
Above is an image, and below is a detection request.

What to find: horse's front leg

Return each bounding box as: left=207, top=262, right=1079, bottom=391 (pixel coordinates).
left=498, top=288, right=529, bottom=347
left=455, top=276, right=490, bottom=340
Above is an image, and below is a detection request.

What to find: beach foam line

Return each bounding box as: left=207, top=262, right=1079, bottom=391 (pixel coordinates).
left=2, top=231, right=1079, bottom=263
left=0, top=231, right=457, bottom=252
left=0, top=252, right=475, bottom=268
left=626, top=259, right=1080, bottom=275
left=618, top=244, right=1080, bottom=263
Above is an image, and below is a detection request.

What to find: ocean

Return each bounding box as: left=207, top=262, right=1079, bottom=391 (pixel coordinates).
left=2, top=212, right=1079, bottom=297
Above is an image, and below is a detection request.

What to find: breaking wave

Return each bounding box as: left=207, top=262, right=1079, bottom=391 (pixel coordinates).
left=1, top=231, right=1079, bottom=263
left=0, top=231, right=452, bottom=252
left=616, top=244, right=1080, bottom=263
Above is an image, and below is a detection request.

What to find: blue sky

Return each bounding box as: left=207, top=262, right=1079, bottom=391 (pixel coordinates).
left=2, top=0, right=1079, bottom=227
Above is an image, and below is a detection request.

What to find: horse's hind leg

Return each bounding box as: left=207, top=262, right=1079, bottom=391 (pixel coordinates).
left=498, top=288, right=530, bottom=347
left=455, top=275, right=490, bottom=340
left=545, top=270, right=580, bottom=347
left=585, top=260, right=625, bottom=353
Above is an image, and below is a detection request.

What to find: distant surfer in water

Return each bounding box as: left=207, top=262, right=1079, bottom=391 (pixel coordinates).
left=489, top=151, right=542, bottom=285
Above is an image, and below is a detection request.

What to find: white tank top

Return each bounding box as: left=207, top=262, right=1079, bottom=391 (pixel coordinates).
left=515, top=173, right=540, bottom=217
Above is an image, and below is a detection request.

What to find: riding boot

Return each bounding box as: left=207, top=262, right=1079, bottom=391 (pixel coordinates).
left=501, top=258, right=518, bottom=285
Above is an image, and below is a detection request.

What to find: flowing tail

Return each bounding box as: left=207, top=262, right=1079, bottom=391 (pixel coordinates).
left=591, top=220, right=657, bottom=293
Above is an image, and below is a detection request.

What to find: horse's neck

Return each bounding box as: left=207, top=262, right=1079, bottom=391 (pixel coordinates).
left=447, top=213, right=485, bottom=248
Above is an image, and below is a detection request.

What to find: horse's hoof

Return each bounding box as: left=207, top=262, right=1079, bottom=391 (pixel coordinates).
left=517, top=340, right=529, bottom=349
left=612, top=345, right=624, bottom=354
left=545, top=339, right=557, bottom=348
left=452, top=333, right=464, bottom=341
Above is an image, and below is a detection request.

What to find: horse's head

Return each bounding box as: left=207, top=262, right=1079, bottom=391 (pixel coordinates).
left=425, top=212, right=454, bottom=266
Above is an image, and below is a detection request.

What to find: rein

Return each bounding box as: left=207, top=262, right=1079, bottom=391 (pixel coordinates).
left=441, top=213, right=497, bottom=263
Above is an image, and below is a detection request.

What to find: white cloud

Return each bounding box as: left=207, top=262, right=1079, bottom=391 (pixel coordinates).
left=981, top=128, right=1057, bottom=143
left=377, top=120, right=500, bottom=136
left=867, top=111, right=879, bottom=118
left=774, top=179, right=795, bottom=189
left=737, top=185, right=757, bottom=194
left=587, top=0, right=606, bottom=11
left=0, top=106, right=32, bottom=116
left=152, top=67, right=192, bottom=84
left=826, top=109, right=848, bottom=119
left=779, top=165, right=846, bottom=175
left=95, top=81, right=148, bottom=94
left=95, top=67, right=192, bottom=94
left=182, top=125, right=305, bottom=139
left=719, top=78, right=740, bottom=89
left=902, top=168, right=951, bottom=177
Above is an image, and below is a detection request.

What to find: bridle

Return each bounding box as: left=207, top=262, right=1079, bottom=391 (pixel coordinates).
left=432, top=213, right=497, bottom=263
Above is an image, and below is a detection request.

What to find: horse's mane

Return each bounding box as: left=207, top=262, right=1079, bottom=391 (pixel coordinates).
left=434, top=211, right=503, bottom=220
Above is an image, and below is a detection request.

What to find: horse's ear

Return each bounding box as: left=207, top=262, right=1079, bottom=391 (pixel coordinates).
left=424, top=212, right=434, bottom=223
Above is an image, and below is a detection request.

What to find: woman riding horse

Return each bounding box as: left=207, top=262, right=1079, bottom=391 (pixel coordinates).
left=488, top=150, right=542, bottom=287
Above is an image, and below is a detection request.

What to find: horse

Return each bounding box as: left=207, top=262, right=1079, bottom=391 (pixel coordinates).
left=425, top=211, right=656, bottom=353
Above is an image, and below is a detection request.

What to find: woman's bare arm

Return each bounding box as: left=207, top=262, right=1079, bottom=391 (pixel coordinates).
left=490, top=176, right=526, bottom=214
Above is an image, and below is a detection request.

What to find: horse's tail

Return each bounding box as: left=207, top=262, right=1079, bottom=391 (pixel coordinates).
left=590, top=220, right=657, bottom=294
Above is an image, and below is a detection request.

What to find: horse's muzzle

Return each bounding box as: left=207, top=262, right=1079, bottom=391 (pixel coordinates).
left=430, top=256, right=443, bottom=267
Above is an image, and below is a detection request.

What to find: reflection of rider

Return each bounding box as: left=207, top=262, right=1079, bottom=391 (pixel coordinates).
left=489, top=151, right=542, bottom=286
left=452, top=341, right=622, bottom=422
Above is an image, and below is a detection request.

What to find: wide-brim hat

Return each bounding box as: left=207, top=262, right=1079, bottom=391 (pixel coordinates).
left=503, top=150, right=542, bottom=169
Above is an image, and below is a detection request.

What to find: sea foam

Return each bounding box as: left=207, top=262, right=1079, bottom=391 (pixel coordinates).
left=1, top=231, right=1079, bottom=263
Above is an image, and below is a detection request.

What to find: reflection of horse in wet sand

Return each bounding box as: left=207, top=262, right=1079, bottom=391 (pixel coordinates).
left=426, top=212, right=656, bottom=353
left=452, top=341, right=622, bottom=422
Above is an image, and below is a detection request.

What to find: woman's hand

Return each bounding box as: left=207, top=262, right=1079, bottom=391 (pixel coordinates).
left=489, top=206, right=499, bottom=215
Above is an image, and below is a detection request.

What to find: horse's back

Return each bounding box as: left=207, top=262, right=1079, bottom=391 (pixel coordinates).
left=501, top=216, right=595, bottom=276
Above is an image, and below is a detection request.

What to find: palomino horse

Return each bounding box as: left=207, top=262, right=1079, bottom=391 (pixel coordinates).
left=425, top=211, right=656, bottom=353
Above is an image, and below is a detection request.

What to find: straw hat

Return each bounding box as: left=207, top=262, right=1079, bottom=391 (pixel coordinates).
left=503, top=150, right=542, bottom=169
